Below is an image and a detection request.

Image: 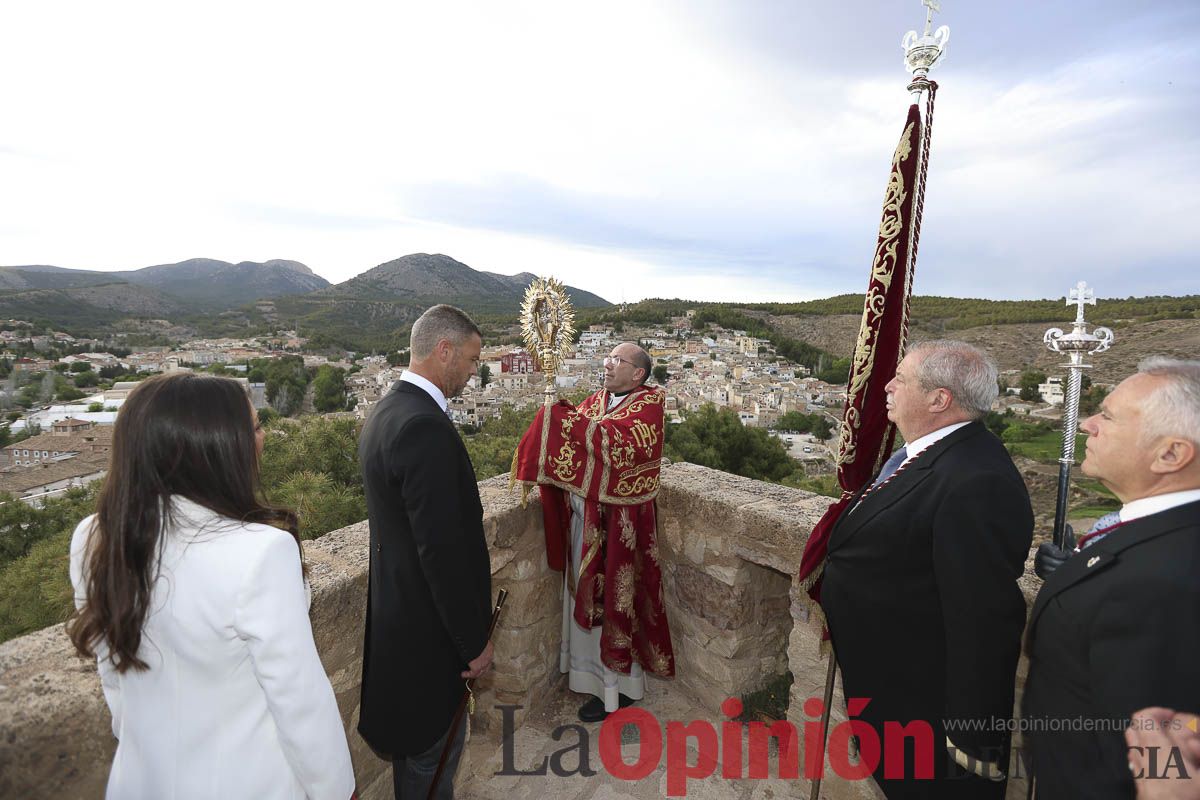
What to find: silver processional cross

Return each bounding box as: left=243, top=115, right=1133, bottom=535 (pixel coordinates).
left=922, top=0, right=941, bottom=36
left=1067, top=280, right=1096, bottom=324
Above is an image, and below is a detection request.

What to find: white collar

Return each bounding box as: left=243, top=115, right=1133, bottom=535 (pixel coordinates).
left=170, top=495, right=220, bottom=522
left=902, top=420, right=972, bottom=462
left=1120, top=488, right=1200, bottom=524
left=400, top=370, right=447, bottom=412
left=167, top=496, right=240, bottom=539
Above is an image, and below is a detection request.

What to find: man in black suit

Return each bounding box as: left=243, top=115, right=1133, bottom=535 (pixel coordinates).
left=1024, top=357, right=1200, bottom=798
left=358, top=304, right=492, bottom=800
left=822, top=340, right=1033, bottom=799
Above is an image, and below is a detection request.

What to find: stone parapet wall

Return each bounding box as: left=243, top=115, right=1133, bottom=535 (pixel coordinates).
left=656, top=464, right=878, bottom=799
left=656, top=464, right=831, bottom=717
left=0, top=464, right=1042, bottom=799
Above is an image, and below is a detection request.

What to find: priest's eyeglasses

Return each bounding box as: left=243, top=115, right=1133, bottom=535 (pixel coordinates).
left=603, top=356, right=631, bottom=367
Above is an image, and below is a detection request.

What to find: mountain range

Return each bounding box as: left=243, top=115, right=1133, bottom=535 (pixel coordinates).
left=0, top=258, right=328, bottom=310
left=0, top=254, right=610, bottom=336
left=321, top=253, right=608, bottom=309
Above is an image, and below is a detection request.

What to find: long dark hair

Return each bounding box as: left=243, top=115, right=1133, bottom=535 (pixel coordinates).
left=68, top=372, right=300, bottom=672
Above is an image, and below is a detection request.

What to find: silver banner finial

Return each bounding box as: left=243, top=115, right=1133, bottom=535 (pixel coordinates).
left=903, top=0, right=949, bottom=95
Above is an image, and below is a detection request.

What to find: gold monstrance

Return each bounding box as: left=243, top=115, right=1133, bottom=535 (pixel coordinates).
left=519, top=277, right=575, bottom=405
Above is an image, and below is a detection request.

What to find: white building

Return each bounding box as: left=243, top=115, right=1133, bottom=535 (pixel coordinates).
left=1037, top=376, right=1066, bottom=405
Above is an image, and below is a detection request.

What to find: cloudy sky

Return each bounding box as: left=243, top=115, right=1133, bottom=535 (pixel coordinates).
left=2, top=1, right=1196, bottom=303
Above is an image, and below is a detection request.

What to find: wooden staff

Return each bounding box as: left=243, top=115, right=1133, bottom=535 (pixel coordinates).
left=426, top=589, right=508, bottom=800
left=809, top=654, right=838, bottom=800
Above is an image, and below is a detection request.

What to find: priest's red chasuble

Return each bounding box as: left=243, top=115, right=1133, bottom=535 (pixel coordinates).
left=513, top=385, right=675, bottom=677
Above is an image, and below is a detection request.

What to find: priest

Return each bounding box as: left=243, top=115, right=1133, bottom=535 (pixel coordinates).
left=513, top=341, right=674, bottom=722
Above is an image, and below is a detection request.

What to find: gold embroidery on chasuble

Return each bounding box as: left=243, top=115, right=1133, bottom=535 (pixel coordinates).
left=609, top=657, right=632, bottom=671
left=837, top=119, right=915, bottom=470
left=638, top=589, right=659, bottom=626
left=578, top=523, right=604, bottom=577
left=608, top=431, right=636, bottom=470
left=618, top=508, right=637, bottom=550
left=589, top=577, right=603, bottom=623
left=648, top=642, right=672, bottom=676
left=608, top=626, right=633, bottom=650
left=614, top=563, right=635, bottom=616
left=552, top=411, right=582, bottom=481
left=614, top=461, right=660, bottom=498
left=550, top=444, right=581, bottom=482
left=576, top=415, right=599, bottom=500
left=647, top=536, right=660, bottom=566
left=630, top=420, right=658, bottom=454
left=606, top=390, right=663, bottom=421
left=580, top=393, right=604, bottom=420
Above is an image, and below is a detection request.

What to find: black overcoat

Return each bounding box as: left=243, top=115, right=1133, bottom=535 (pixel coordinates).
left=357, top=381, right=492, bottom=756
left=1023, top=499, right=1200, bottom=798
left=822, top=421, right=1034, bottom=799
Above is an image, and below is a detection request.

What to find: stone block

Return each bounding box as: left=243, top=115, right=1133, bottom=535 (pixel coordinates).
left=499, top=554, right=549, bottom=582
left=496, top=619, right=559, bottom=669
left=670, top=563, right=755, bottom=631
left=358, top=764, right=394, bottom=800
left=756, top=593, right=791, bottom=627
left=0, top=626, right=117, bottom=799
left=683, top=534, right=707, bottom=565
left=490, top=546, right=518, bottom=575
left=701, top=561, right=750, bottom=587
left=496, top=571, right=561, bottom=629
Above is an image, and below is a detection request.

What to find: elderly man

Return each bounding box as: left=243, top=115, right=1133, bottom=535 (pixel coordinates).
left=513, top=341, right=674, bottom=722
left=1024, top=358, right=1200, bottom=798
left=821, top=340, right=1034, bottom=799
left=358, top=305, right=492, bottom=800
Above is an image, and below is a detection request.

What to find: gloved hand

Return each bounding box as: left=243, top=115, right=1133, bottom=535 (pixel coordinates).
left=1034, top=542, right=1071, bottom=579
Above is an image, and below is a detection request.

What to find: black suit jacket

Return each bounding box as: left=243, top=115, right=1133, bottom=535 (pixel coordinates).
left=1023, top=499, right=1200, bottom=798
left=357, top=381, right=492, bottom=756
left=822, top=421, right=1034, bottom=798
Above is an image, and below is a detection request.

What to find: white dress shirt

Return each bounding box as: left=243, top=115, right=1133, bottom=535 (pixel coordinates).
left=900, top=420, right=972, bottom=465
left=400, top=370, right=447, bottom=412
left=70, top=498, right=355, bottom=800
left=1118, top=488, right=1200, bottom=524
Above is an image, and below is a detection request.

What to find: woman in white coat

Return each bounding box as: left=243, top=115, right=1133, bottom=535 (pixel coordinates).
left=68, top=372, right=356, bottom=800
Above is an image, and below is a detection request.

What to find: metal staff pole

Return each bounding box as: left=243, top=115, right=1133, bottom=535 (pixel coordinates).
left=1027, top=282, right=1113, bottom=799
left=1042, top=282, right=1114, bottom=550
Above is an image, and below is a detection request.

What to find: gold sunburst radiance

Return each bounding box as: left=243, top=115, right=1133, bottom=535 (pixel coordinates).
left=520, top=277, right=576, bottom=404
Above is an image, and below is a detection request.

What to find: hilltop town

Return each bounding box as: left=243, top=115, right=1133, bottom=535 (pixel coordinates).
left=1, top=303, right=1120, bottom=508
left=3, top=311, right=842, bottom=504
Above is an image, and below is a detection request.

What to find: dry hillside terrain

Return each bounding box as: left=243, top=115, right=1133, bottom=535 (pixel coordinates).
left=768, top=314, right=1200, bottom=385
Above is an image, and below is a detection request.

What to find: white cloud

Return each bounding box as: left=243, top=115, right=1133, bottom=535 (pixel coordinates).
left=1, top=1, right=1196, bottom=303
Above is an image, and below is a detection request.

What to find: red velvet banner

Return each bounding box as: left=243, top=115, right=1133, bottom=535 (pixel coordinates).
left=796, top=104, right=923, bottom=615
